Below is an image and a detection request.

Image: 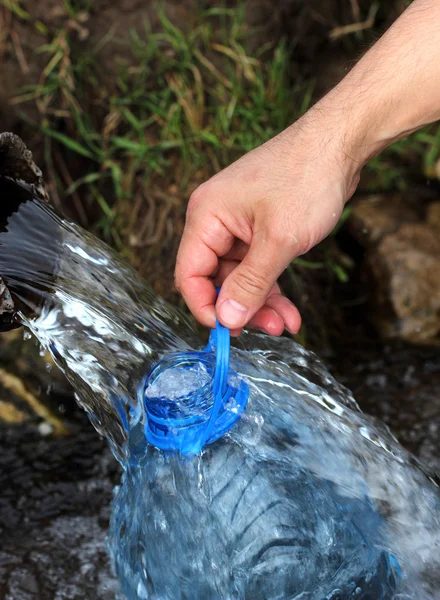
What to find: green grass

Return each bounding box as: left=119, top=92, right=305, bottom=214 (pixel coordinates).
left=62, top=0, right=94, bottom=18
left=3, top=0, right=440, bottom=332
left=10, top=5, right=310, bottom=250
left=7, top=1, right=440, bottom=234
left=366, top=125, right=440, bottom=192
left=2, top=0, right=30, bottom=20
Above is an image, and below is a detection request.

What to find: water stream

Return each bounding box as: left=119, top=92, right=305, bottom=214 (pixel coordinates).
left=1, top=176, right=439, bottom=599
left=0, top=176, right=198, bottom=460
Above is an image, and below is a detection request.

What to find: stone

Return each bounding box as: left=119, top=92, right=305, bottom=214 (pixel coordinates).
left=370, top=224, right=440, bottom=343
left=0, top=133, right=50, bottom=331
left=349, top=195, right=440, bottom=345
left=349, top=194, right=421, bottom=245
left=0, top=132, right=48, bottom=202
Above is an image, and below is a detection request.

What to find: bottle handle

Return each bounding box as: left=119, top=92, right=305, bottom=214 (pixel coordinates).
left=202, top=288, right=231, bottom=442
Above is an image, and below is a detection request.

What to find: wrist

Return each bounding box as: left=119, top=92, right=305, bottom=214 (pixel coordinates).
left=315, top=0, right=440, bottom=176
left=293, top=99, right=369, bottom=203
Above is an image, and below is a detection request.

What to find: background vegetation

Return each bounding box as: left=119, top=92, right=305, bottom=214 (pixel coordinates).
left=1, top=0, right=439, bottom=346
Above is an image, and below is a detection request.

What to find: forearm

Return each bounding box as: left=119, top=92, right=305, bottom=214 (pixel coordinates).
left=314, top=0, right=440, bottom=174
left=177, top=0, right=440, bottom=333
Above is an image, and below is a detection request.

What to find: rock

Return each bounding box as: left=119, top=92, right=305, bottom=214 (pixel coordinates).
left=331, top=340, right=440, bottom=475
left=0, top=420, right=121, bottom=599
left=0, top=133, right=50, bottom=331
left=349, top=194, right=421, bottom=245
left=349, top=195, right=440, bottom=345
left=370, top=224, right=440, bottom=343
left=0, top=133, right=48, bottom=201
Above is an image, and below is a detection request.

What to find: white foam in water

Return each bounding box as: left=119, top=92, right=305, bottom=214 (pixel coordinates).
left=2, top=196, right=439, bottom=599
left=145, top=363, right=211, bottom=400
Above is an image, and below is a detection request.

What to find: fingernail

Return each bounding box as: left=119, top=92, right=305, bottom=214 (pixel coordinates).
left=218, top=299, right=248, bottom=328
left=264, top=309, right=284, bottom=336
left=287, top=321, right=301, bottom=335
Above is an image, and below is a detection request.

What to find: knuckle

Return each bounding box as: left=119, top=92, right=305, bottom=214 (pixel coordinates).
left=235, top=265, right=269, bottom=296
left=187, top=183, right=208, bottom=214
left=173, top=256, right=185, bottom=292
left=296, top=223, right=316, bottom=256
left=265, top=219, right=312, bottom=257
left=298, top=238, right=313, bottom=256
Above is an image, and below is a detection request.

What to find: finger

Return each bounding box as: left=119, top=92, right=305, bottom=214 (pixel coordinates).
left=215, top=259, right=286, bottom=333
left=222, top=240, right=249, bottom=262
left=265, top=294, right=301, bottom=334
left=216, top=229, right=295, bottom=330
left=175, top=214, right=235, bottom=328
left=247, top=307, right=284, bottom=336
left=215, top=258, right=300, bottom=333
left=214, top=259, right=281, bottom=295
left=245, top=293, right=300, bottom=335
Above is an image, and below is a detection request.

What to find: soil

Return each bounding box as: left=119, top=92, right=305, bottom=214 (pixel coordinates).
left=0, top=0, right=406, bottom=133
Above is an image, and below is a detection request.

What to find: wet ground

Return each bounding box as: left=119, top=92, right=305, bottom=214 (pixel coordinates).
left=0, top=332, right=121, bottom=599
left=332, top=340, right=440, bottom=476
left=0, top=421, right=121, bottom=599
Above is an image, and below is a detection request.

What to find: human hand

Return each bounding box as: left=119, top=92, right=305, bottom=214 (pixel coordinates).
left=175, top=0, right=440, bottom=336
left=175, top=108, right=363, bottom=336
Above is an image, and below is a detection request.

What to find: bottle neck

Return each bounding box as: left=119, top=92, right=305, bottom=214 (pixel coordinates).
left=143, top=352, right=217, bottom=454
left=143, top=345, right=249, bottom=455
left=144, top=353, right=216, bottom=420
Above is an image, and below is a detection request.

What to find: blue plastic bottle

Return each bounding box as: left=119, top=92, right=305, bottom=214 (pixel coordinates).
left=108, top=320, right=410, bottom=600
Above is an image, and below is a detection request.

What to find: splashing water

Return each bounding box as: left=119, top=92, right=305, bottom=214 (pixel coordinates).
left=1, top=176, right=440, bottom=599
left=0, top=176, right=198, bottom=460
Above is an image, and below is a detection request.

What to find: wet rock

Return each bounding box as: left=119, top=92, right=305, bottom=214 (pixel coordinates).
left=0, top=327, right=122, bottom=598
left=349, top=195, right=440, bottom=345
left=0, top=133, right=48, bottom=201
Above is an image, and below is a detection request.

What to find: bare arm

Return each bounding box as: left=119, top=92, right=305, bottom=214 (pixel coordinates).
left=175, top=0, right=440, bottom=335
left=321, top=0, right=440, bottom=166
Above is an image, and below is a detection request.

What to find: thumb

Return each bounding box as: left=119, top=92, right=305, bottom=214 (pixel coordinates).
left=216, top=230, right=295, bottom=329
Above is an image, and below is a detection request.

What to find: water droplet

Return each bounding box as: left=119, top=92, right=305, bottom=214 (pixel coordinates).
left=38, top=422, right=53, bottom=436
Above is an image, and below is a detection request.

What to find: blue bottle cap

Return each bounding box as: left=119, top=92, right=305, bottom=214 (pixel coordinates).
left=143, top=319, right=249, bottom=455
